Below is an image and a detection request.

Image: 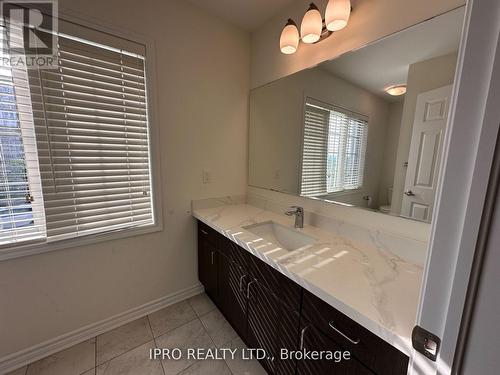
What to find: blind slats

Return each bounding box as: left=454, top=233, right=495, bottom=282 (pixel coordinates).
left=300, top=99, right=368, bottom=197
left=28, top=30, right=154, bottom=241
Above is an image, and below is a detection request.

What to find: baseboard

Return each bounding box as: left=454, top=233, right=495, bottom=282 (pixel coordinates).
left=0, top=283, right=204, bottom=375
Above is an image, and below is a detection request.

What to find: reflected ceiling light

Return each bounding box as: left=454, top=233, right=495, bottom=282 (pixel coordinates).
left=280, top=19, right=299, bottom=54
left=385, top=85, right=407, bottom=96
left=280, top=2, right=353, bottom=54
left=301, top=3, right=322, bottom=44
left=325, top=0, right=351, bottom=31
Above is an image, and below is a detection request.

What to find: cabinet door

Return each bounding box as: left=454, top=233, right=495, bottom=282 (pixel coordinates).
left=217, top=252, right=248, bottom=339
left=247, top=279, right=284, bottom=374
left=198, top=235, right=218, bottom=300
left=274, top=307, right=301, bottom=375
left=246, top=281, right=301, bottom=375
left=296, top=323, right=374, bottom=375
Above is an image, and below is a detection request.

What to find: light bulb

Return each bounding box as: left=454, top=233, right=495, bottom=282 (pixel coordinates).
left=325, top=0, right=351, bottom=32
left=280, top=19, right=299, bottom=54
left=300, top=3, right=322, bottom=44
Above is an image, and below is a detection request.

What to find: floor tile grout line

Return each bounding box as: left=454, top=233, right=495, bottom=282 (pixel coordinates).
left=152, top=314, right=200, bottom=340
left=189, top=314, right=231, bottom=374
left=199, top=312, right=238, bottom=350
left=89, top=311, right=213, bottom=375
left=93, top=319, right=155, bottom=368
left=194, top=305, right=217, bottom=319
left=93, top=338, right=155, bottom=369
left=16, top=297, right=218, bottom=375
left=197, top=311, right=234, bottom=350
left=186, top=295, right=216, bottom=318
left=147, top=313, right=167, bottom=375
left=149, top=313, right=210, bottom=375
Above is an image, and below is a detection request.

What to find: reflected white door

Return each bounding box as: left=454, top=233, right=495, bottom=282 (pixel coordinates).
left=401, top=85, right=453, bottom=222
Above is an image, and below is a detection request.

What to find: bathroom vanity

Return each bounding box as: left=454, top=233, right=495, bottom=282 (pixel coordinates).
left=192, top=8, right=464, bottom=374
left=193, top=202, right=424, bottom=374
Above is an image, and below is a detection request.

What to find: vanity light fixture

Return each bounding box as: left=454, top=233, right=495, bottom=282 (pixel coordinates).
left=280, top=1, right=352, bottom=54
left=300, top=3, right=323, bottom=44
left=326, top=0, right=351, bottom=31
left=280, top=19, right=300, bottom=54
left=385, top=85, right=407, bottom=96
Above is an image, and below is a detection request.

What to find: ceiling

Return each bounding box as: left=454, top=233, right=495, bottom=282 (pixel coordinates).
left=320, top=7, right=465, bottom=102
left=187, top=0, right=296, bottom=31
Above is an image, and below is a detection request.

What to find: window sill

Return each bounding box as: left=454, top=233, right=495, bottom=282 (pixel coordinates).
left=321, top=188, right=363, bottom=198
left=0, top=223, right=163, bottom=262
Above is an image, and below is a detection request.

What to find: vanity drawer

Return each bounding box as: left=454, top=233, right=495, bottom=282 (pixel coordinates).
left=302, top=290, right=408, bottom=375
left=246, top=252, right=302, bottom=313
left=198, top=221, right=218, bottom=245
left=217, top=235, right=252, bottom=268
left=217, top=233, right=302, bottom=312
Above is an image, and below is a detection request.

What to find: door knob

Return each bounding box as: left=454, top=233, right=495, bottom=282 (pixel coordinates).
left=404, top=190, right=415, bottom=196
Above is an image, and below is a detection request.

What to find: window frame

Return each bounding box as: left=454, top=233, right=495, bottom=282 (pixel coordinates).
left=299, top=96, right=369, bottom=198
left=0, top=11, right=163, bottom=261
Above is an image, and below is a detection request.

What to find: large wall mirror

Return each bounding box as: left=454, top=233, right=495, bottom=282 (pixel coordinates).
left=248, top=7, right=464, bottom=223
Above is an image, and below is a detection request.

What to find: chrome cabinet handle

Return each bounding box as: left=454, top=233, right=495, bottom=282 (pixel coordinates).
left=404, top=190, right=415, bottom=196
left=246, top=279, right=257, bottom=299
left=201, top=229, right=208, bottom=235
left=300, top=325, right=310, bottom=350
left=239, top=274, right=247, bottom=292
left=328, top=321, right=360, bottom=345
left=211, top=251, right=215, bottom=265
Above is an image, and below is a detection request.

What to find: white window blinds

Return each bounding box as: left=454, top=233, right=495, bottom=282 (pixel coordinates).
left=301, top=99, right=368, bottom=197
left=300, top=104, right=330, bottom=197
left=28, top=33, right=153, bottom=242
left=0, top=22, right=46, bottom=245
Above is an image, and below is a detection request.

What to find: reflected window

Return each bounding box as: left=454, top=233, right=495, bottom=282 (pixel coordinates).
left=301, top=98, right=368, bottom=197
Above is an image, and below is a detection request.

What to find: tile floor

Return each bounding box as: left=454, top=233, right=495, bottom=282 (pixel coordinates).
left=7, top=294, right=267, bottom=375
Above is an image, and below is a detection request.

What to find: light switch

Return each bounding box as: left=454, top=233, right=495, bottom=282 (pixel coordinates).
left=202, top=168, right=211, bottom=184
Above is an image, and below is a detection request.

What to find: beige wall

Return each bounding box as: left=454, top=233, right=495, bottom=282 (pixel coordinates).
left=391, top=53, right=458, bottom=214
left=0, top=0, right=250, bottom=358
left=250, top=0, right=464, bottom=88
left=249, top=67, right=390, bottom=207
left=378, top=101, right=404, bottom=206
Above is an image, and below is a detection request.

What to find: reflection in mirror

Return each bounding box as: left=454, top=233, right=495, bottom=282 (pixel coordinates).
left=248, top=7, right=464, bottom=223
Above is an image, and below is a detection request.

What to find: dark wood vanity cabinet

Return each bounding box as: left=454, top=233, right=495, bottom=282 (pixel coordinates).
left=301, top=290, right=409, bottom=375
left=216, top=251, right=248, bottom=338
left=246, top=278, right=280, bottom=373
left=243, top=277, right=301, bottom=375
left=197, top=220, right=409, bottom=375
left=197, top=222, right=218, bottom=300
left=296, top=320, right=374, bottom=375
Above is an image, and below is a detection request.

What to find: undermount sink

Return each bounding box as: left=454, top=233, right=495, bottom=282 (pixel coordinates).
left=243, top=221, right=317, bottom=251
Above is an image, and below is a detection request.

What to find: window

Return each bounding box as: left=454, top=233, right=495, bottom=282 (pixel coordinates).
left=300, top=99, right=368, bottom=198
left=0, top=22, right=155, bottom=247
left=0, top=23, right=46, bottom=245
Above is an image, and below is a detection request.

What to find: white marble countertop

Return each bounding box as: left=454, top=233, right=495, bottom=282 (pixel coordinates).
left=192, top=203, right=424, bottom=356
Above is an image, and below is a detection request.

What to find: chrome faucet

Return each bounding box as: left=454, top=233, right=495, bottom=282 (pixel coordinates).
left=285, top=206, right=304, bottom=229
